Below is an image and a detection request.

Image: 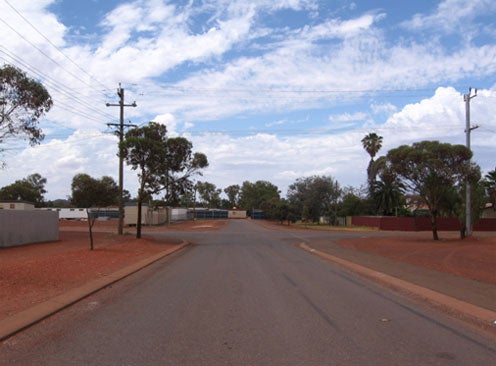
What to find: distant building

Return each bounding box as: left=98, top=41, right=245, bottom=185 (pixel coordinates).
left=0, top=200, right=35, bottom=210
left=42, top=207, right=86, bottom=220
left=41, top=207, right=119, bottom=220
left=228, top=209, right=247, bottom=219
left=482, top=203, right=496, bottom=219
left=124, top=203, right=168, bottom=226
left=0, top=201, right=58, bottom=247
left=171, top=208, right=189, bottom=221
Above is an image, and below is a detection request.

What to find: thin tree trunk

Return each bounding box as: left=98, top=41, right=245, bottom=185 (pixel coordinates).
left=460, top=223, right=466, bottom=239
left=137, top=199, right=142, bottom=239
left=87, top=209, right=94, bottom=250
left=430, top=211, right=439, bottom=241
left=367, top=160, right=374, bottom=194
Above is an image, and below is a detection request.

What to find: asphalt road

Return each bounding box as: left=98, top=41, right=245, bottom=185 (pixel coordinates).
left=1, top=220, right=495, bottom=365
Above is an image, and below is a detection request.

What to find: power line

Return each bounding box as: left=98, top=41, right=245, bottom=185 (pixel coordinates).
left=141, top=90, right=435, bottom=101
left=0, top=16, right=106, bottom=95
left=145, top=85, right=435, bottom=94
left=3, top=0, right=110, bottom=93
left=176, top=123, right=470, bottom=137
left=0, top=46, right=116, bottom=122
left=0, top=133, right=112, bottom=151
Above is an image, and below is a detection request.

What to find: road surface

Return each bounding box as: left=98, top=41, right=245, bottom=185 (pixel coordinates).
left=0, top=220, right=494, bottom=365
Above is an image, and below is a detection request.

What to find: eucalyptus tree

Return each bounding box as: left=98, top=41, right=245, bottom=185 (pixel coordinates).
left=385, top=140, right=478, bottom=240
left=437, top=181, right=484, bottom=238
left=0, top=173, right=47, bottom=206
left=338, top=185, right=370, bottom=217
left=238, top=180, right=280, bottom=213
left=260, top=198, right=296, bottom=225
left=121, top=122, right=168, bottom=238
left=195, top=181, right=222, bottom=208
left=287, top=175, right=342, bottom=224
left=0, top=65, right=52, bottom=166
left=224, top=184, right=240, bottom=208
left=162, top=137, right=208, bottom=206
left=70, top=174, right=119, bottom=249
left=121, top=122, right=208, bottom=237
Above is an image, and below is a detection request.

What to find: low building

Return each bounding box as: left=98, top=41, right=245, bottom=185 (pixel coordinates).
left=124, top=203, right=167, bottom=226
left=482, top=203, right=496, bottom=218
left=41, top=207, right=119, bottom=220
left=228, top=209, right=247, bottom=219
left=0, top=200, right=35, bottom=210
left=0, top=202, right=58, bottom=247
left=42, top=207, right=86, bottom=220
left=171, top=207, right=189, bottom=222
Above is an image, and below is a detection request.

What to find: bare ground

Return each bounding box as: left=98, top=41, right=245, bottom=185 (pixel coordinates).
left=0, top=219, right=226, bottom=321
left=1, top=219, right=494, bottom=322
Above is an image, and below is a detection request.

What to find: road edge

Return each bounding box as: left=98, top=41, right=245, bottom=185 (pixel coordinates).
left=299, top=242, right=496, bottom=338
left=0, top=240, right=190, bottom=342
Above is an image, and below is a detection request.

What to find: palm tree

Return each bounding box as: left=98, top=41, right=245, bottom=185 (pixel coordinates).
left=483, top=168, right=496, bottom=208
left=361, top=133, right=383, bottom=193
left=372, top=178, right=405, bottom=216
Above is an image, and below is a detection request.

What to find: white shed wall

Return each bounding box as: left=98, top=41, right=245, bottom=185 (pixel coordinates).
left=0, top=210, right=59, bottom=247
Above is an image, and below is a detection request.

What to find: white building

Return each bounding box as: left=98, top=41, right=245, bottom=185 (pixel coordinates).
left=0, top=200, right=35, bottom=210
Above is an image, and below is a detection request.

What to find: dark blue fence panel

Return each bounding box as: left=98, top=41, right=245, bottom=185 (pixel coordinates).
left=191, top=210, right=228, bottom=219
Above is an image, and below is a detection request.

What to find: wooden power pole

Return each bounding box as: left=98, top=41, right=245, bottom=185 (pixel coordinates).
left=463, top=88, right=478, bottom=237
left=106, top=83, right=137, bottom=235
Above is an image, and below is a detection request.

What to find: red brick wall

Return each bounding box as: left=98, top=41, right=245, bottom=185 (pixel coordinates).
left=474, top=218, right=496, bottom=231
left=351, top=216, right=495, bottom=231
left=379, top=217, right=417, bottom=231
left=351, top=216, right=382, bottom=228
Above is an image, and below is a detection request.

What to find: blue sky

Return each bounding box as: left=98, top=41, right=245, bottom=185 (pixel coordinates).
left=0, top=0, right=495, bottom=201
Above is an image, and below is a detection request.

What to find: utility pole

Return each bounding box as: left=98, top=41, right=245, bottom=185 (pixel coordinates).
left=106, top=83, right=137, bottom=235
left=463, top=87, right=478, bottom=237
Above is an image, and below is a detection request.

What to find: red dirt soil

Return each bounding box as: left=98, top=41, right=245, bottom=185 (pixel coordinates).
left=261, top=221, right=495, bottom=285
left=337, top=234, right=496, bottom=285
left=0, top=219, right=226, bottom=321
left=1, top=219, right=494, bottom=322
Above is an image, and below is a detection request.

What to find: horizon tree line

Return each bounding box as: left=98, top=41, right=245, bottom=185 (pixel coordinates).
left=1, top=63, right=494, bottom=240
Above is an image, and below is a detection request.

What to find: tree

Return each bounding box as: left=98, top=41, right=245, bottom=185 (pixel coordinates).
left=121, top=122, right=168, bottom=238
left=162, top=137, right=208, bottom=206
left=0, top=65, right=52, bottom=165
left=238, top=180, right=280, bottom=213
left=438, top=177, right=483, bottom=238
left=196, top=181, right=222, bottom=208
left=121, top=122, right=208, bottom=237
left=70, top=174, right=119, bottom=208
left=338, top=193, right=369, bottom=217
left=371, top=180, right=405, bottom=216
left=386, top=140, right=476, bottom=240
left=260, top=197, right=296, bottom=225
left=287, top=175, right=342, bottom=224
left=175, top=181, right=196, bottom=208
left=0, top=173, right=47, bottom=206
left=361, top=132, right=383, bottom=194
left=371, top=157, right=405, bottom=216
left=70, top=173, right=119, bottom=249
left=482, top=168, right=496, bottom=208
left=337, top=186, right=370, bottom=217
left=224, top=184, right=240, bottom=208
